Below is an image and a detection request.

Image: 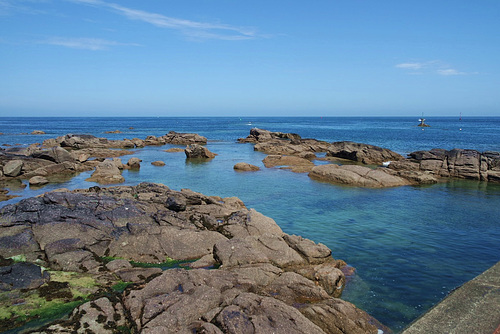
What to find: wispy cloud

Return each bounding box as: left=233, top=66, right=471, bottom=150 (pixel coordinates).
left=436, top=69, right=465, bottom=76
left=395, top=62, right=425, bottom=70
left=69, top=0, right=258, bottom=40
left=396, top=60, right=470, bottom=76
left=0, top=0, right=49, bottom=15
left=40, top=37, right=140, bottom=50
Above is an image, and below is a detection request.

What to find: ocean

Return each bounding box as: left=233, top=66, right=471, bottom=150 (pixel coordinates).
left=1, top=116, right=500, bottom=332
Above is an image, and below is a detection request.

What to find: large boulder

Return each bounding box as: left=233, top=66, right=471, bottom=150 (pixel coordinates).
left=3, top=160, right=24, bottom=177
left=31, top=147, right=73, bottom=164
left=185, top=144, right=217, bottom=159
left=85, top=160, right=124, bottom=184
left=327, top=141, right=404, bottom=165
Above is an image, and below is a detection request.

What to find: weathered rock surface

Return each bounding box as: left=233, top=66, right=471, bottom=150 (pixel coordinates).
left=389, top=148, right=500, bottom=182
left=162, top=131, right=207, bottom=145
left=327, top=141, right=404, bottom=165
left=85, top=160, right=125, bottom=184
left=127, top=157, right=142, bottom=169
left=185, top=144, right=217, bottom=159
left=309, top=164, right=411, bottom=188
left=0, top=183, right=382, bottom=333
left=233, top=162, right=260, bottom=171
left=151, top=160, right=165, bottom=166
left=0, top=260, right=50, bottom=291
left=28, top=176, right=49, bottom=186
left=31, top=147, right=74, bottom=164
left=240, top=128, right=331, bottom=157
left=3, top=160, right=24, bottom=177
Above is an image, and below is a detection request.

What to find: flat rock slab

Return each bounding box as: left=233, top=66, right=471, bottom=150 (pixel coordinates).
left=402, top=261, right=500, bottom=334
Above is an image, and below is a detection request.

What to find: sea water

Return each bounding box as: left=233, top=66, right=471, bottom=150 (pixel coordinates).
left=1, top=116, right=499, bottom=332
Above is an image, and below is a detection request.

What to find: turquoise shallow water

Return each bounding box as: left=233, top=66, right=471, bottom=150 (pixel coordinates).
left=1, top=117, right=500, bottom=332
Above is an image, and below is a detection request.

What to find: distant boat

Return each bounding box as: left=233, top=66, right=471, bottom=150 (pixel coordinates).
left=418, top=117, right=430, bottom=127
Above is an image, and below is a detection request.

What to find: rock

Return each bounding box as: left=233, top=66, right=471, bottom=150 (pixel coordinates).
left=162, top=131, right=208, bottom=145
left=185, top=144, right=217, bottom=159
left=31, top=130, right=45, bottom=135
left=114, top=267, right=162, bottom=283
left=112, top=157, right=124, bottom=170
left=283, top=234, right=332, bottom=263
left=77, top=153, right=89, bottom=162
left=214, top=235, right=305, bottom=268
left=233, top=162, right=260, bottom=171
left=126, top=157, right=141, bottom=169
left=263, top=155, right=315, bottom=173
left=164, top=147, right=185, bottom=153
left=105, top=259, right=132, bottom=272
left=0, top=183, right=385, bottom=333
left=31, top=147, right=74, bottom=164
left=309, top=164, right=410, bottom=188
left=105, top=130, right=122, bottom=133
left=389, top=148, right=500, bottom=182
left=239, top=128, right=302, bottom=143
left=301, top=298, right=380, bottom=334
left=216, top=293, right=326, bottom=334
left=85, top=160, right=124, bottom=184
left=69, top=297, right=129, bottom=333
left=0, top=261, right=50, bottom=291
left=29, top=176, right=49, bottom=186
left=151, top=160, right=165, bottom=166
left=327, top=141, right=404, bottom=165
left=3, top=160, right=23, bottom=177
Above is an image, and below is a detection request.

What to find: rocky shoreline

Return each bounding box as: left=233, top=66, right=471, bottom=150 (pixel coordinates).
left=1, top=127, right=499, bottom=332
left=1, top=128, right=499, bottom=200
left=238, top=128, right=500, bottom=187
left=0, top=183, right=385, bottom=333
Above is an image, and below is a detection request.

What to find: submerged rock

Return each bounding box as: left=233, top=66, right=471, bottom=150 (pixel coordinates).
left=233, top=162, right=260, bottom=171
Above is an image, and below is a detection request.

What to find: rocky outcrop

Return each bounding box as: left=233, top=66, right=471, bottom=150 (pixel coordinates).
left=326, top=141, right=404, bottom=165
left=162, top=131, right=207, bottom=145
left=0, top=183, right=383, bottom=333
left=309, top=164, right=411, bottom=188
left=389, top=148, right=500, bottom=182
left=240, top=128, right=331, bottom=157
left=185, top=144, right=217, bottom=159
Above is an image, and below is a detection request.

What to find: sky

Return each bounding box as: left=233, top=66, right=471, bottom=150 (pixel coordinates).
left=1, top=0, right=499, bottom=117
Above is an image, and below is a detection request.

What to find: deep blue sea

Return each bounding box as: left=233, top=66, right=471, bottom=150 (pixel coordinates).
left=1, top=117, right=500, bottom=332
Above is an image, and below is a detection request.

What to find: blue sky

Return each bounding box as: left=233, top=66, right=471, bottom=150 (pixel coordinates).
left=1, top=0, right=499, bottom=117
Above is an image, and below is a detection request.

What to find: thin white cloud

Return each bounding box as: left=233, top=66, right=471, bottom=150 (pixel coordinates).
left=395, top=62, right=425, bottom=70
left=69, top=0, right=257, bottom=40
left=0, top=0, right=48, bottom=15
left=437, top=69, right=465, bottom=76
left=41, top=37, right=140, bottom=50
left=396, top=60, right=470, bottom=76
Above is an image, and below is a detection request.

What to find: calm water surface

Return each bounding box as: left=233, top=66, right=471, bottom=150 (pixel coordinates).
left=1, top=117, right=499, bottom=332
